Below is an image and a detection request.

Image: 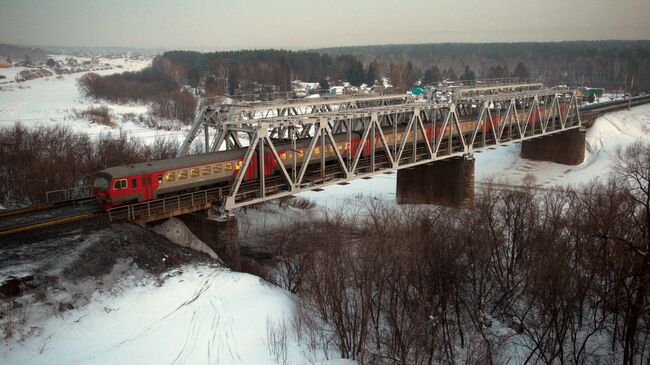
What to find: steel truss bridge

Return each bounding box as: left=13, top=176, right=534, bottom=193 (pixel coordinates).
left=108, top=84, right=582, bottom=223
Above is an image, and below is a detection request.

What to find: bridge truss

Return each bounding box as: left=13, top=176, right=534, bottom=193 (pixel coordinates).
left=176, top=87, right=581, bottom=215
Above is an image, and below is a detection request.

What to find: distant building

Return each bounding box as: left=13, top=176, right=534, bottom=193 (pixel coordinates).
left=576, top=87, right=604, bottom=99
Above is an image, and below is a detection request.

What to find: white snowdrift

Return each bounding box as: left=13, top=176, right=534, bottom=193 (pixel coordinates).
left=150, top=217, right=221, bottom=261
left=1, top=267, right=304, bottom=365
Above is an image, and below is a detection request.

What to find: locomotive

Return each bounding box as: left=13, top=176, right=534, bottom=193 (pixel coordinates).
left=93, top=107, right=556, bottom=208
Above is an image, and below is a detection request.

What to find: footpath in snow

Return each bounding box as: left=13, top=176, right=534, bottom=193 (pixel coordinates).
left=2, top=266, right=295, bottom=364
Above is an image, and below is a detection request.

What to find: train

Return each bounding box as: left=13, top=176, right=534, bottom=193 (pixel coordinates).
left=93, top=106, right=559, bottom=208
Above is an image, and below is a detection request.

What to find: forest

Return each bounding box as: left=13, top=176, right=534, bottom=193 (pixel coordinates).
left=78, top=41, right=650, bottom=113
left=258, top=142, right=650, bottom=364
left=318, top=41, right=650, bottom=91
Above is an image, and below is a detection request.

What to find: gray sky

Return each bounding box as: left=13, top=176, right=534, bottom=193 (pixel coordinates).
left=1, top=0, right=649, bottom=49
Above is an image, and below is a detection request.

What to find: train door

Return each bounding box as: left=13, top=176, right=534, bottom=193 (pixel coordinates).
left=141, top=175, right=153, bottom=201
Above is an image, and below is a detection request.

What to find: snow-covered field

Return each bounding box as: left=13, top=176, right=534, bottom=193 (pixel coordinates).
left=0, top=56, right=189, bottom=145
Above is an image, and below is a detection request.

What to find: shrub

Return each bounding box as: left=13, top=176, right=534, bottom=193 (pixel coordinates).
left=73, top=106, right=113, bottom=127
left=0, top=123, right=179, bottom=207
left=78, top=68, right=178, bottom=103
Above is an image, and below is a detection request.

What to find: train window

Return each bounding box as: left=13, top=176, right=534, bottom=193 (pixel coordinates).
left=279, top=152, right=286, bottom=160
left=158, top=175, right=163, bottom=184
left=213, top=164, right=222, bottom=173
left=93, top=175, right=110, bottom=190
left=179, top=170, right=187, bottom=179
left=286, top=151, right=293, bottom=160
left=191, top=168, right=199, bottom=177
left=235, top=160, right=242, bottom=170
left=313, top=147, right=320, bottom=156
left=165, top=171, right=175, bottom=182
left=202, top=166, right=211, bottom=175
left=131, top=179, right=137, bottom=188
left=113, top=179, right=127, bottom=190
left=224, top=162, right=233, bottom=171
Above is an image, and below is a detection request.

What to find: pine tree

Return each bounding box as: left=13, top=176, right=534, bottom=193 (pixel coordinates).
left=513, top=62, right=530, bottom=79
left=422, top=65, right=441, bottom=85
left=319, top=77, right=330, bottom=91
left=460, top=65, right=476, bottom=82
left=365, top=61, right=378, bottom=86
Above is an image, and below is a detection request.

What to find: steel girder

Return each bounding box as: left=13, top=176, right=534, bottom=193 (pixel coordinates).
left=177, top=94, right=416, bottom=156
left=169, top=89, right=581, bottom=216
left=209, top=90, right=580, bottom=215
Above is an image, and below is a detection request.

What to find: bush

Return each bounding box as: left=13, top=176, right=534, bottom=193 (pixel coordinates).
left=262, top=143, right=650, bottom=364
left=73, top=106, right=113, bottom=127
left=150, top=89, right=197, bottom=125
left=0, top=124, right=179, bottom=207
left=78, top=68, right=178, bottom=103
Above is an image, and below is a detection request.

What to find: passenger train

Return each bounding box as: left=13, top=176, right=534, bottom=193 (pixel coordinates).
left=93, top=107, right=561, bottom=207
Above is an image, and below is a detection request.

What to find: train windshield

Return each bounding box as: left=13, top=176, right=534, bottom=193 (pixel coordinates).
left=93, top=175, right=110, bottom=190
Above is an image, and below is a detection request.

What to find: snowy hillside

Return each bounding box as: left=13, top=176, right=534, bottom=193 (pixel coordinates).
left=0, top=56, right=188, bottom=145
left=2, top=267, right=297, bottom=365
left=0, top=221, right=351, bottom=365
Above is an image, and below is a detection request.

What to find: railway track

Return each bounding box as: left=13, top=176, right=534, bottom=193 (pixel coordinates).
left=0, top=197, right=102, bottom=237
left=580, top=94, right=650, bottom=126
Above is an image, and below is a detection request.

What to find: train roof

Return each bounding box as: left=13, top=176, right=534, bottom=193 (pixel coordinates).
left=100, top=149, right=245, bottom=178
left=99, top=126, right=396, bottom=179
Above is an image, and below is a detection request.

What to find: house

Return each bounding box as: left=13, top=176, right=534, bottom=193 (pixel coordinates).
left=576, top=87, right=604, bottom=99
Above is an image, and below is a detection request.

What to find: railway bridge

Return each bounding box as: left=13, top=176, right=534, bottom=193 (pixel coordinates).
left=108, top=82, right=583, bottom=225
left=4, top=83, right=650, bottom=268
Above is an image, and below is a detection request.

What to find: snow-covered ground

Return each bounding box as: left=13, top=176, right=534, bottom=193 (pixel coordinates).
left=0, top=56, right=188, bottom=145
left=2, top=266, right=297, bottom=364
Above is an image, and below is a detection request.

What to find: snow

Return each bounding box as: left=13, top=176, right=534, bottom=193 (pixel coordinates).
left=0, top=55, right=189, bottom=145
left=584, top=92, right=627, bottom=105
left=1, top=266, right=306, bottom=365
left=1, top=220, right=350, bottom=364
left=150, top=217, right=221, bottom=261
left=476, top=103, right=650, bottom=186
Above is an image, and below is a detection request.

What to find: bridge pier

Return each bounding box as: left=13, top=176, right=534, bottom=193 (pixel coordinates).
left=520, top=128, right=586, bottom=165
left=396, top=156, right=475, bottom=208
left=179, top=212, right=241, bottom=270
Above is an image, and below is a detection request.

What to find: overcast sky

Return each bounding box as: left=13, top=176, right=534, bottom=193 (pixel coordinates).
left=1, top=0, right=649, bottom=50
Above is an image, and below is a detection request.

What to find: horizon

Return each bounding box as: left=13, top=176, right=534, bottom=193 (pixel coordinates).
left=5, top=38, right=650, bottom=54
left=1, top=0, right=649, bottom=50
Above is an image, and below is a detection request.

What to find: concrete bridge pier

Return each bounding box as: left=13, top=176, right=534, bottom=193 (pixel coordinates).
left=179, top=212, right=241, bottom=270
left=520, top=128, right=586, bottom=165
left=396, top=156, right=475, bottom=208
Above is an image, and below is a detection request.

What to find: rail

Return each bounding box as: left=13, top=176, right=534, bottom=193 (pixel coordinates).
left=107, top=186, right=226, bottom=223
left=580, top=94, right=650, bottom=126
left=45, top=185, right=93, bottom=203
left=0, top=212, right=96, bottom=238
